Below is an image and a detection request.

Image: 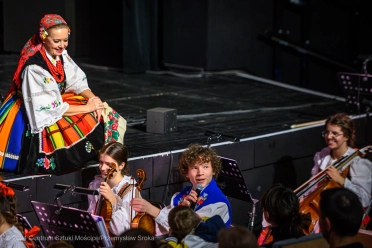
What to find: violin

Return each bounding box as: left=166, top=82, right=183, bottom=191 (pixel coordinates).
left=130, top=169, right=156, bottom=236
left=94, top=162, right=117, bottom=232
left=295, top=146, right=372, bottom=234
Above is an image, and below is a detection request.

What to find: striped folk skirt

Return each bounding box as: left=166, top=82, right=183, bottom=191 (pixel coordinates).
left=0, top=91, right=104, bottom=175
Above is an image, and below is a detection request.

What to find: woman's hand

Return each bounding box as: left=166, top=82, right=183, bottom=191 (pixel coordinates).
left=326, top=166, right=345, bottom=186
left=86, top=96, right=104, bottom=119
left=99, top=182, right=116, bottom=205
left=95, top=108, right=103, bottom=121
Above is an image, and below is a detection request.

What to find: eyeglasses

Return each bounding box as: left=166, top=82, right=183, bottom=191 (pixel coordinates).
left=322, top=131, right=343, bottom=138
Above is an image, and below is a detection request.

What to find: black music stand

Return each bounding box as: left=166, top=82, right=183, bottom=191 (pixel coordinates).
left=16, top=214, right=44, bottom=248
left=31, top=201, right=112, bottom=248
left=217, top=156, right=258, bottom=231
left=338, top=72, right=372, bottom=113
left=338, top=72, right=372, bottom=143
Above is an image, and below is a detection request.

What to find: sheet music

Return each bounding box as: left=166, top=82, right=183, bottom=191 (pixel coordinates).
left=31, top=201, right=113, bottom=248
left=91, top=214, right=112, bottom=247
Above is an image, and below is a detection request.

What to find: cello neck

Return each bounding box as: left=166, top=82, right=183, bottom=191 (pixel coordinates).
left=295, top=148, right=363, bottom=198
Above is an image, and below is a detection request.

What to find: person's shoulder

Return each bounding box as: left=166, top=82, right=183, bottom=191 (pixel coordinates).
left=121, top=175, right=135, bottom=186
left=61, top=50, right=76, bottom=64
left=93, top=174, right=103, bottom=181
left=0, top=239, right=27, bottom=248
left=196, top=215, right=225, bottom=233
left=207, top=179, right=223, bottom=194
left=123, top=175, right=132, bottom=180
left=0, top=226, right=25, bottom=247
left=315, top=147, right=330, bottom=157
left=89, top=175, right=103, bottom=187
left=183, top=234, right=218, bottom=248
left=180, top=185, right=193, bottom=193
left=350, top=147, right=372, bottom=166
left=23, top=64, right=44, bottom=73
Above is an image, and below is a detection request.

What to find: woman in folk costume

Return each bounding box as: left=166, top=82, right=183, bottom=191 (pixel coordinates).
left=0, top=14, right=126, bottom=175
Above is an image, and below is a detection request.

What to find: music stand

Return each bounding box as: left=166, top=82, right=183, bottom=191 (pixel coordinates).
left=217, top=156, right=258, bottom=231
left=16, top=214, right=45, bottom=248
left=338, top=72, right=372, bottom=112
left=31, top=201, right=112, bottom=248
left=338, top=72, right=372, bottom=143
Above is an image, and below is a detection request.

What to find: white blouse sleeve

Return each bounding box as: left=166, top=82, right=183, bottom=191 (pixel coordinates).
left=154, top=193, right=178, bottom=232
left=108, top=187, right=138, bottom=236
left=311, top=152, right=322, bottom=177
left=87, top=178, right=102, bottom=214
left=344, top=157, right=372, bottom=208
left=21, top=65, right=69, bottom=134
left=62, top=52, right=90, bottom=94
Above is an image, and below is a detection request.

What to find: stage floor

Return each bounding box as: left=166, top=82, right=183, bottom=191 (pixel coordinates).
left=0, top=53, right=349, bottom=179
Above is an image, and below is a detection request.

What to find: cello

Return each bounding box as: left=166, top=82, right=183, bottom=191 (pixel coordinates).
left=130, top=169, right=156, bottom=236
left=258, top=146, right=372, bottom=245
left=295, top=145, right=372, bottom=234
left=94, top=162, right=117, bottom=232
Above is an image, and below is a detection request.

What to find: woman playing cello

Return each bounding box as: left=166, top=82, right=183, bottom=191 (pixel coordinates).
left=259, top=113, right=372, bottom=244
left=310, top=113, right=372, bottom=208
left=87, top=142, right=138, bottom=236
left=308, top=112, right=372, bottom=230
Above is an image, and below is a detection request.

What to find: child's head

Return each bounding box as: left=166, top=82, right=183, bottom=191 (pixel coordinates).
left=218, top=226, right=258, bottom=248
left=319, top=188, right=363, bottom=242
left=178, top=143, right=222, bottom=180
left=98, top=142, right=129, bottom=176
left=260, top=184, right=311, bottom=238
left=0, top=182, right=23, bottom=234
left=46, top=240, right=74, bottom=248
left=114, top=228, right=156, bottom=248
left=168, top=206, right=201, bottom=240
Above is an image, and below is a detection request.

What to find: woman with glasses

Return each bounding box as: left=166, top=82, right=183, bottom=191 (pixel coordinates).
left=311, top=112, right=372, bottom=211
left=258, top=113, right=372, bottom=244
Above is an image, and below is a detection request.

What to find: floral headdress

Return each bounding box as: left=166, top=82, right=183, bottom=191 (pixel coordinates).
left=11, top=14, right=70, bottom=90
left=39, top=14, right=70, bottom=41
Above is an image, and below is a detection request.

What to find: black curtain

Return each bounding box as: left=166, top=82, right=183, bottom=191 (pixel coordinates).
left=123, top=0, right=161, bottom=73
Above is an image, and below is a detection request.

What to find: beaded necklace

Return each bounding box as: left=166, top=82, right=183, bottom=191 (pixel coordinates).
left=40, top=48, right=65, bottom=83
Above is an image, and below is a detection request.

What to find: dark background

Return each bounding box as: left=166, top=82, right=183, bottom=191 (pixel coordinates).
left=1, top=0, right=372, bottom=96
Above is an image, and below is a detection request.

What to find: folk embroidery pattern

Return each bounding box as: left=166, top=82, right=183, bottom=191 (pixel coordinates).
left=36, top=100, right=61, bottom=112
left=104, top=109, right=120, bottom=143
left=36, top=156, right=56, bottom=170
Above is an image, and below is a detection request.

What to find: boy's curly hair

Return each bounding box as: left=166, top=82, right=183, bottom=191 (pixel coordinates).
left=178, top=143, right=222, bottom=179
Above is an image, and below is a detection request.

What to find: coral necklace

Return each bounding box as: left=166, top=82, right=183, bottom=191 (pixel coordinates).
left=40, top=48, right=65, bottom=83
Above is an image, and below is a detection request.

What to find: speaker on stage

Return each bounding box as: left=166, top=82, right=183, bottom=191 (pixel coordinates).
left=146, top=107, right=177, bottom=134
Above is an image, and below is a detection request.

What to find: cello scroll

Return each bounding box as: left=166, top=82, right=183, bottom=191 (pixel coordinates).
left=130, top=169, right=156, bottom=235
